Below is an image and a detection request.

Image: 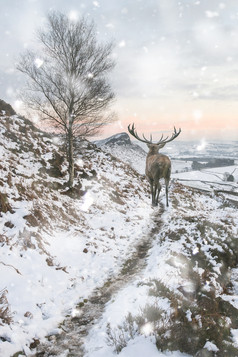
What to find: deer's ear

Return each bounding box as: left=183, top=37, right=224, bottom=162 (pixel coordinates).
left=147, top=143, right=151, bottom=148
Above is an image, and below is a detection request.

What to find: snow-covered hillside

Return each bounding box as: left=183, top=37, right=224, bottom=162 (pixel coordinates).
left=95, top=133, right=147, bottom=175
left=0, top=107, right=153, bottom=356
left=85, top=182, right=238, bottom=357
left=1, top=104, right=238, bottom=357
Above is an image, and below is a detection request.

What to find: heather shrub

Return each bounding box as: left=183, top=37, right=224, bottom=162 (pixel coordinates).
left=0, top=288, right=12, bottom=325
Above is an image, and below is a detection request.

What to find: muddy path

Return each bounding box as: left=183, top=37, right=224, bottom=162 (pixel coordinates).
left=34, top=204, right=164, bottom=357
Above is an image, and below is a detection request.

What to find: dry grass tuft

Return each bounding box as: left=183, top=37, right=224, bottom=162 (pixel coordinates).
left=0, top=193, right=13, bottom=214
left=0, top=288, right=12, bottom=325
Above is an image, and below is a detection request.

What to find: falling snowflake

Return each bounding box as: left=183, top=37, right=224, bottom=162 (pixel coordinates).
left=192, top=247, right=199, bottom=255
left=93, top=1, right=100, bottom=8
left=205, top=10, right=219, bottom=18
left=140, top=322, right=154, bottom=336
left=105, top=23, right=114, bottom=29
left=193, top=110, right=203, bottom=123
left=76, top=158, right=84, bottom=166
left=192, top=92, right=199, bottom=98
left=14, top=100, right=23, bottom=110
left=197, top=139, right=207, bottom=151
left=219, top=3, right=226, bottom=10
left=32, top=115, right=40, bottom=124
left=118, top=40, right=126, bottom=48
left=34, top=58, right=44, bottom=68
left=52, top=137, right=60, bottom=144
left=117, top=120, right=124, bottom=129
left=68, top=10, right=79, bottom=22
left=81, top=191, right=94, bottom=211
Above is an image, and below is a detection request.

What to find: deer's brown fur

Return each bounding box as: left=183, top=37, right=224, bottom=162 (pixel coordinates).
left=128, top=124, right=181, bottom=207
left=146, top=144, right=171, bottom=206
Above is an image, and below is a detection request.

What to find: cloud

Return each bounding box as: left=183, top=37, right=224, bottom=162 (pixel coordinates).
left=195, top=84, right=238, bottom=101
left=0, top=0, right=238, bottom=140
left=205, top=11, right=219, bottom=18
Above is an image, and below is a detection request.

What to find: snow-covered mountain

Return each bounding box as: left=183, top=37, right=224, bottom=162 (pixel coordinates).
left=95, top=132, right=147, bottom=175
left=1, top=101, right=238, bottom=357
left=95, top=132, right=132, bottom=146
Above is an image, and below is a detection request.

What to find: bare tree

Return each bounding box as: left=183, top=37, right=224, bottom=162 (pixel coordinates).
left=17, top=11, right=115, bottom=188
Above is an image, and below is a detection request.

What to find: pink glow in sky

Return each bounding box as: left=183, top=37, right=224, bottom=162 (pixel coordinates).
left=0, top=0, right=238, bottom=141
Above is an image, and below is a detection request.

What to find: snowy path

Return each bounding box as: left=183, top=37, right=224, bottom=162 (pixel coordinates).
left=34, top=205, right=165, bottom=357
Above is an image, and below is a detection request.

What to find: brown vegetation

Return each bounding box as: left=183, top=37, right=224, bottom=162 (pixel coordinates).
left=0, top=193, right=13, bottom=214
left=0, top=100, right=16, bottom=116
left=0, top=288, right=12, bottom=326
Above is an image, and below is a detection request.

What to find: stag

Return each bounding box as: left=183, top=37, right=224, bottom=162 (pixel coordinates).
left=128, top=124, right=181, bottom=207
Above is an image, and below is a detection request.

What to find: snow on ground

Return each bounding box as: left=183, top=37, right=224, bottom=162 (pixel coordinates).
left=85, top=183, right=238, bottom=356
left=172, top=165, right=238, bottom=203
left=173, top=166, right=238, bottom=184
left=1, top=112, right=238, bottom=356
left=0, top=114, right=154, bottom=356
left=86, top=334, right=190, bottom=357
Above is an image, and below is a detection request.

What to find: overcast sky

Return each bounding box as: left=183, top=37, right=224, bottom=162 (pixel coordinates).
left=1, top=0, right=238, bottom=141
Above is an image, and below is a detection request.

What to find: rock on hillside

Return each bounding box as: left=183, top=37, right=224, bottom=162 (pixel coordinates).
left=0, top=105, right=153, bottom=356
left=95, top=132, right=147, bottom=175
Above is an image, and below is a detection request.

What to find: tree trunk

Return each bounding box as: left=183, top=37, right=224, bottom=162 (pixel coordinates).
left=68, top=127, right=74, bottom=189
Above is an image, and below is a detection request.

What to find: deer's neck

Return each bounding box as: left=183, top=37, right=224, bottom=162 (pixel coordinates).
left=147, top=148, right=160, bottom=157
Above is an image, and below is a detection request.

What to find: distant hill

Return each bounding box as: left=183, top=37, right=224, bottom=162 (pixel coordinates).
left=95, top=132, right=147, bottom=175
left=95, top=132, right=132, bottom=146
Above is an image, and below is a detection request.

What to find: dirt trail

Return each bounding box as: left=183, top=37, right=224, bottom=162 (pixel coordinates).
left=34, top=204, right=164, bottom=357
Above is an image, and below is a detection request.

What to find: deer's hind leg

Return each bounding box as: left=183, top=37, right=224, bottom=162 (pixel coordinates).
left=165, top=168, right=171, bottom=207
left=149, top=178, right=157, bottom=206
left=155, top=181, right=161, bottom=206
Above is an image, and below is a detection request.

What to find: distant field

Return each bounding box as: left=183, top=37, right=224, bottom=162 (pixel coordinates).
left=136, top=140, right=238, bottom=160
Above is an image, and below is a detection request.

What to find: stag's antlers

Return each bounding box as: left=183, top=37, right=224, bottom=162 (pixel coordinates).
left=128, top=123, right=181, bottom=146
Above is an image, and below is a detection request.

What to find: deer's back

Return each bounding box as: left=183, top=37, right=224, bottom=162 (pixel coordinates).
left=146, top=154, right=171, bottom=180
